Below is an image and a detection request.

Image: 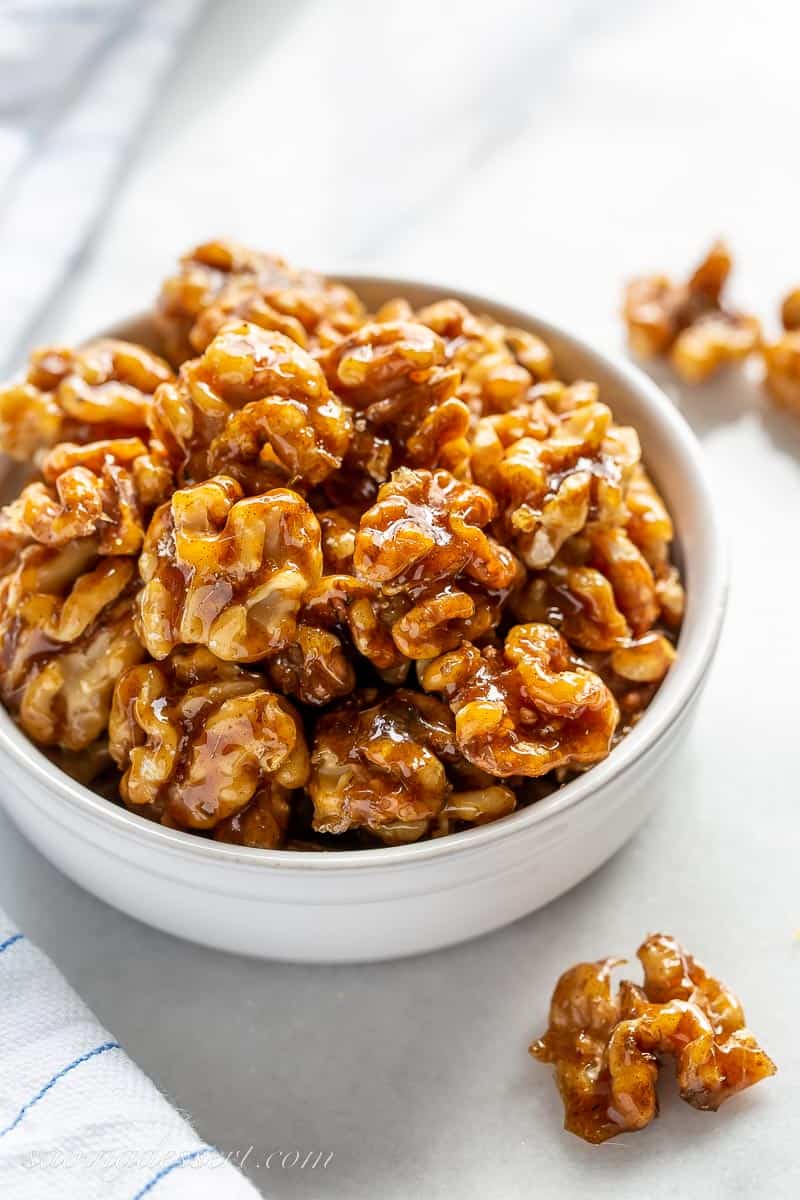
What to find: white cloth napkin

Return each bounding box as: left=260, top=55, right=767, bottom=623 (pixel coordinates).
left=0, top=909, right=260, bottom=1199
left=0, top=0, right=202, bottom=373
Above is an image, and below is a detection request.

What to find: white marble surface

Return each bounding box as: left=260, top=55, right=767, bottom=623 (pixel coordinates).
left=2, top=0, right=800, bottom=1195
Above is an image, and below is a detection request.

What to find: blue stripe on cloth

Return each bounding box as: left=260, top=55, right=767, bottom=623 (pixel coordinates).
left=131, top=1146, right=216, bottom=1198
left=0, top=1040, right=120, bottom=1138
left=0, top=933, right=25, bottom=955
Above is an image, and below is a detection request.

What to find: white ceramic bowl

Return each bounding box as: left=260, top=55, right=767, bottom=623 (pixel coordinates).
left=0, top=278, right=727, bottom=962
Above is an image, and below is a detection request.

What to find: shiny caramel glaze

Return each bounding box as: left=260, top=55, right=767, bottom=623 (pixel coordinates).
left=0, top=340, right=173, bottom=462
left=0, top=239, right=685, bottom=849
left=623, top=241, right=760, bottom=382
left=530, top=934, right=776, bottom=1143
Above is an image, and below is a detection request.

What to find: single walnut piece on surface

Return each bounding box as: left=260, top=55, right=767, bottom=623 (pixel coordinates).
left=354, top=467, right=519, bottom=595
left=421, top=623, right=618, bottom=777
left=155, top=239, right=365, bottom=364
left=149, top=322, right=353, bottom=490
left=309, top=688, right=515, bottom=843
left=109, top=648, right=307, bottom=840
left=0, top=341, right=173, bottom=462
left=623, top=241, right=760, bottom=382
left=530, top=934, right=776, bottom=1144
left=138, top=475, right=322, bottom=662
left=0, top=540, right=144, bottom=750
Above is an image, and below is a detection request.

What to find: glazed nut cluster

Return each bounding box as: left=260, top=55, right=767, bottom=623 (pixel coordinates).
left=531, top=934, right=776, bottom=1144
left=623, top=240, right=800, bottom=412
left=0, top=239, right=684, bottom=850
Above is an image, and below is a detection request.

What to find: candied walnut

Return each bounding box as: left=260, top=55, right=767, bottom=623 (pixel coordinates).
left=0, top=541, right=144, bottom=750
left=266, top=624, right=356, bottom=707
left=287, top=574, right=409, bottom=698
left=513, top=563, right=631, bottom=652
left=149, top=322, right=352, bottom=489
left=588, top=526, right=659, bottom=637
left=421, top=623, right=618, bottom=777
left=389, top=580, right=508, bottom=660
left=155, top=239, right=364, bottom=364
left=317, top=505, right=361, bottom=572
left=763, top=331, right=800, bottom=415
left=213, top=788, right=291, bottom=849
left=623, top=241, right=760, bottom=382
left=530, top=934, right=776, bottom=1144
left=0, top=341, right=173, bottom=462
left=354, top=467, right=518, bottom=595
left=474, top=388, right=640, bottom=569
left=431, top=783, right=516, bottom=839
left=530, top=957, right=625, bottom=1143
left=316, top=320, right=467, bottom=475
left=781, top=288, right=800, bottom=333
left=2, top=438, right=169, bottom=557
left=309, top=688, right=509, bottom=843
left=610, top=632, right=676, bottom=683
left=109, top=648, right=307, bottom=834
left=413, top=299, right=554, bottom=414
left=138, top=476, right=322, bottom=663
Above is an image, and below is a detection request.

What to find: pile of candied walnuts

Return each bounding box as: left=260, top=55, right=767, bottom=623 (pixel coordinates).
left=531, top=933, right=776, bottom=1143
left=623, top=239, right=800, bottom=409
left=0, top=240, right=684, bottom=850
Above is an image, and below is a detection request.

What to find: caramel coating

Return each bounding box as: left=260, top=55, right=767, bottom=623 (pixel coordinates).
left=0, top=341, right=173, bottom=462
left=411, top=298, right=554, bottom=414
left=0, top=242, right=684, bottom=851
left=530, top=934, right=776, bottom=1143
left=763, top=331, right=800, bottom=415
left=150, top=321, right=353, bottom=490
left=354, top=467, right=519, bottom=594
left=473, top=383, right=640, bottom=569
left=309, top=688, right=515, bottom=842
left=138, top=475, right=322, bottom=662
left=1, top=438, right=170, bottom=557
left=421, top=623, right=618, bottom=777
left=155, top=239, right=365, bottom=364
left=0, top=541, right=144, bottom=750
left=317, top=320, right=468, bottom=485
left=109, top=648, right=307, bottom=836
left=623, top=241, right=760, bottom=382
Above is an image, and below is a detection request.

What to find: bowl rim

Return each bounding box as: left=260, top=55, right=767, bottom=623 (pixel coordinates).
left=0, top=274, right=728, bottom=872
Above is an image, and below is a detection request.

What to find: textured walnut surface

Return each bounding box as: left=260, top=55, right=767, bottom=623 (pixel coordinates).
left=0, top=241, right=684, bottom=849
left=530, top=934, right=776, bottom=1143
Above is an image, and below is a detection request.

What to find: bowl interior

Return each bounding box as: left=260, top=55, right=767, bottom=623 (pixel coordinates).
left=0, top=277, right=726, bottom=867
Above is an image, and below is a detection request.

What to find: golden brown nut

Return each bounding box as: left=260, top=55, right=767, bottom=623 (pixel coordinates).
left=587, top=526, right=659, bottom=637
left=316, top=320, right=468, bottom=478
left=137, top=475, right=322, bottom=662
left=421, top=623, right=618, bottom=777
left=1, top=438, right=170, bottom=557
left=763, top=331, right=800, bottom=415
left=413, top=298, right=554, bottom=414
left=0, top=341, right=173, bottom=462
left=623, top=241, right=760, bottom=382
left=109, top=648, right=307, bottom=836
left=473, top=388, right=640, bottom=569
left=155, top=239, right=365, bottom=364
left=780, top=288, right=800, bottom=333
left=309, top=688, right=515, bottom=843
left=149, top=321, right=353, bottom=490
left=0, top=540, right=144, bottom=750
left=530, top=934, right=776, bottom=1144
left=354, top=467, right=519, bottom=595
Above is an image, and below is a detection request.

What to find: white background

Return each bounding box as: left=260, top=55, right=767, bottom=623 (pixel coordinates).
left=2, top=0, right=799, bottom=1196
